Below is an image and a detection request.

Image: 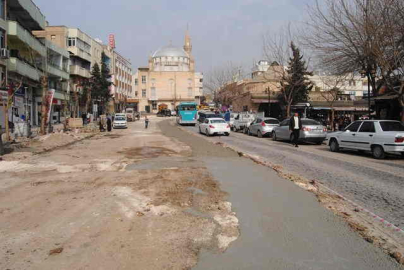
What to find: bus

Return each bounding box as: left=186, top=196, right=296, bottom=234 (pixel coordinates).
left=176, top=102, right=198, bottom=125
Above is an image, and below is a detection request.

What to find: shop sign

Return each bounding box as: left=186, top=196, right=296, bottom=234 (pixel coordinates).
left=0, top=90, right=7, bottom=103
left=14, top=96, right=24, bottom=107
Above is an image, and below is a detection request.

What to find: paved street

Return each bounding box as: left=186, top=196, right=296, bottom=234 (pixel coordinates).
left=0, top=117, right=402, bottom=269
left=183, top=124, right=404, bottom=231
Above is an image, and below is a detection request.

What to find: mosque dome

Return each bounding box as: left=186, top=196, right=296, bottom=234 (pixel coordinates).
left=152, top=45, right=189, bottom=58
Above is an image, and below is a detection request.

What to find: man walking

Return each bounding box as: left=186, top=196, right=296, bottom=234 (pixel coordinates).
left=145, top=116, right=149, bottom=129
left=289, top=112, right=302, bottom=147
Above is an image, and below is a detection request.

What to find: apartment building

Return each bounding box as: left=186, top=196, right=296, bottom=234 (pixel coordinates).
left=112, top=50, right=132, bottom=112
left=0, top=0, right=67, bottom=129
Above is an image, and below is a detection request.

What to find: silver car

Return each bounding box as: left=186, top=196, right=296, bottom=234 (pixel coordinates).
left=247, top=117, right=280, bottom=138
left=272, top=118, right=327, bottom=144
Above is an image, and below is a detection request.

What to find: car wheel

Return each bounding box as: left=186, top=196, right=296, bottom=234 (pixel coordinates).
left=329, top=139, right=339, bottom=152
left=199, top=127, right=203, bottom=134
left=372, top=145, right=385, bottom=159
left=257, top=131, right=263, bottom=138
left=225, top=132, right=230, bottom=136
left=272, top=132, right=277, bottom=141
left=206, top=129, right=210, bottom=136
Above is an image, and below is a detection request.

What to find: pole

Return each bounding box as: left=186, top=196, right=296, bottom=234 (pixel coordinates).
left=367, top=74, right=371, bottom=119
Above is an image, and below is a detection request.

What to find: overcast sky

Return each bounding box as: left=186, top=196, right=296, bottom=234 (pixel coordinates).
left=35, top=0, right=314, bottom=74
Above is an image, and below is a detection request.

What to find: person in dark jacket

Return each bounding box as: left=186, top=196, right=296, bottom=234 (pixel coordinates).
left=289, top=112, right=303, bottom=147
left=107, top=115, right=112, bottom=132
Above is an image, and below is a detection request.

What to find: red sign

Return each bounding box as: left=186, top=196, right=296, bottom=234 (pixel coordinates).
left=108, top=34, right=116, bottom=49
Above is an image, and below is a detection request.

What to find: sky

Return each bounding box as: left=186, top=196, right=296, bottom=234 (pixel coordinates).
left=34, top=0, right=314, bottom=74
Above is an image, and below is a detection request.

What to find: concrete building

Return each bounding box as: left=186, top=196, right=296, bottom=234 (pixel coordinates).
left=2, top=0, right=48, bottom=129
left=111, top=50, right=132, bottom=113
left=134, top=30, right=203, bottom=113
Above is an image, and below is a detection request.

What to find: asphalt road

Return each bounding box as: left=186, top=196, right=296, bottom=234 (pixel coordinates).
left=182, top=123, right=404, bottom=231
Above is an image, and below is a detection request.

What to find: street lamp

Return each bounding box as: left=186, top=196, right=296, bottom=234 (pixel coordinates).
left=360, top=65, right=376, bottom=119
left=264, top=87, right=271, bottom=117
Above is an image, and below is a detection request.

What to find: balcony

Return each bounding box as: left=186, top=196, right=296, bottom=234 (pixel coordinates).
left=48, top=65, right=69, bottom=81
left=8, top=57, right=40, bottom=82
left=7, top=21, right=46, bottom=57
left=70, top=65, right=90, bottom=78
left=8, top=0, right=46, bottom=30
left=68, top=47, right=91, bottom=63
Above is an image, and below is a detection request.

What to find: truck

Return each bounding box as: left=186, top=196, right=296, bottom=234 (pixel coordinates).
left=125, top=108, right=135, bottom=122
left=232, top=112, right=256, bottom=133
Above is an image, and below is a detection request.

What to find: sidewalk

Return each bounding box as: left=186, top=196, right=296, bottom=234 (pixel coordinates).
left=159, top=120, right=403, bottom=270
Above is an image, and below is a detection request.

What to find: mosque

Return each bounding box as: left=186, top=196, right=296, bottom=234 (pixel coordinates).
left=133, top=30, right=203, bottom=113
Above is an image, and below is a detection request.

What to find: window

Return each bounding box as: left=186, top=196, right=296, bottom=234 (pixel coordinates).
left=142, top=89, right=146, bottom=98
left=0, top=0, right=5, bottom=19
left=142, top=76, right=147, bottom=84
left=51, top=35, right=56, bottom=40
left=345, top=121, right=362, bottom=132
left=0, top=30, right=5, bottom=49
left=188, top=87, right=193, bottom=97
left=199, top=78, right=203, bottom=83
left=280, top=120, right=290, bottom=126
left=359, top=122, right=375, bottom=133
left=152, top=101, right=157, bottom=110
left=67, top=37, right=76, bottom=47
left=151, top=87, right=156, bottom=98
left=379, top=121, right=404, bottom=131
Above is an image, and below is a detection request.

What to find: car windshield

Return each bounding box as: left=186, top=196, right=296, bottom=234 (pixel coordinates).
left=115, top=117, right=126, bottom=121
left=302, top=119, right=321, bottom=126
left=179, top=105, right=196, bottom=111
left=379, top=121, right=404, bottom=131
left=211, top=120, right=226, bottom=123
left=264, top=119, right=279, bottom=124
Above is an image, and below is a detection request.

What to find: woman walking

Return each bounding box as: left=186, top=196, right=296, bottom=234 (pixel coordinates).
left=145, top=116, right=149, bottom=129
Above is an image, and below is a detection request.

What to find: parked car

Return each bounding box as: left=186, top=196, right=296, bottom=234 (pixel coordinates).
left=197, top=112, right=223, bottom=124
left=247, top=117, right=280, bottom=138
left=171, top=110, right=177, bottom=116
left=273, top=118, right=327, bottom=144
left=198, top=118, right=230, bottom=136
left=229, top=113, right=239, bottom=129
left=113, top=114, right=128, bottom=129
left=326, top=120, right=404, bottom=159
left=157, top=109, right=171, bottom=117
left=233, top=112, right=256, bottom=132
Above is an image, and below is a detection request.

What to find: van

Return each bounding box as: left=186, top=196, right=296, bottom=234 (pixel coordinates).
left=113, top=113, right=128, bottom=129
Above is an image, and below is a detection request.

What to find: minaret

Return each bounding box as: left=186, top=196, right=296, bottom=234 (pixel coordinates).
left=184, top=25, right=192, bottom=55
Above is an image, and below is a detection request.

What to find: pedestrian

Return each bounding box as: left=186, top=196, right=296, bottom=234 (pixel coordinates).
left=289, top=112, right=302, bottom=148
left=107, top=115, right=112, bottom=132
left=82, top=113, right=86, bottom=125
left=145, top=116, right=149, bottom=129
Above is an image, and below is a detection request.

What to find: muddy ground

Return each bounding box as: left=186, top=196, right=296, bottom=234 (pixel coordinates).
left=0, top=118, right=239, bottom=270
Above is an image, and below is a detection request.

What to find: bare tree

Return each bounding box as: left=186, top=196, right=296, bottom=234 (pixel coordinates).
left=305, top=0, right=404, bottom=120
left=263, top=25, right=313, bottom=117
left=204, top=62, right=245, bottom=106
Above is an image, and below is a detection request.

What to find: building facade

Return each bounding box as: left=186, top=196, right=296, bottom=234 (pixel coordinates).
left=134, top=31, right=203, bottom=113
left=111, top=50, right=132, bottom=113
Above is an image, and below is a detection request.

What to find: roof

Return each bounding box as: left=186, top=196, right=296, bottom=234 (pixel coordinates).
left=152, top=45, right=189, bottom=58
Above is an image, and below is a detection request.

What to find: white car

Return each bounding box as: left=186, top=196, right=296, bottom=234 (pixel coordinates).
left=113, top=114, right=128, bottom=129
left=199, top=118, right=230, bottom=136
left=326, top=120, right=404, bottom=159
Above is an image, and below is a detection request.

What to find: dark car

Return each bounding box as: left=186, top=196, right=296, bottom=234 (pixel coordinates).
left=198, top=112, right=223, bottom=124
